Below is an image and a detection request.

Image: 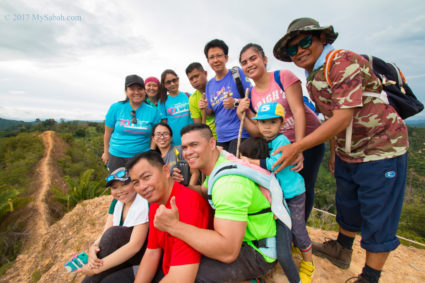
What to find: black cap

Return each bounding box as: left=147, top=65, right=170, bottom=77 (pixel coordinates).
left=125, top=74, right=145, bottom=88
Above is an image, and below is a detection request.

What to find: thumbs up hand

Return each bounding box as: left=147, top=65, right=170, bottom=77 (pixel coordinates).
left=154, top=196, right=180, bottom=233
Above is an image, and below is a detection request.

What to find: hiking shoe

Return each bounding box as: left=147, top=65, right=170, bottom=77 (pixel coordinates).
left=345, top=275, right=370, bottom=283
left=299, top=260, right=315, bottom=283
left=312, top=239, right=352, bottom=269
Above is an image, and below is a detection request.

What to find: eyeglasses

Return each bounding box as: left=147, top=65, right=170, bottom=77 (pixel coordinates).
left=154, top=132, right=170, bottom=138
left=165, top=78, right=179, bottom=85
left=130, top=110, right=137, bottom=124
left=106, top=169, right=127, bottom=182
left=208, top=53, right=225, bottom=61
left=286, top=35, right=313, bottom=57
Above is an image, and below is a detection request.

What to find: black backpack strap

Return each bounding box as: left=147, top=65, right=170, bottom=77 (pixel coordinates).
left=231, top=66, right=246, bottom=98
left=252, top=238, right=267, bottom=248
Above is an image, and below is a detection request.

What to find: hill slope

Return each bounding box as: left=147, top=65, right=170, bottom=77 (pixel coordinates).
left=1, top=194, right=424, bottom=283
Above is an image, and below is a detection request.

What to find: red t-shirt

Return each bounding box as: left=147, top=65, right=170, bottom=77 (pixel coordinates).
left=147, top=182, right=213, bottom=274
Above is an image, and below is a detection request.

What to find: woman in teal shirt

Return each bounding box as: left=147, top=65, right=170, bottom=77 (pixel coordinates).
left=102, top=75, right=161, bottom=172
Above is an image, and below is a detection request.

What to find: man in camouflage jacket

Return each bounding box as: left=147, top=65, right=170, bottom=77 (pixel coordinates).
left=271, top=17, right=409, bottom=283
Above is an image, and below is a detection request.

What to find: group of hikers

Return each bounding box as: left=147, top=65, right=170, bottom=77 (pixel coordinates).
left=79, top=17, right=410, bottom=283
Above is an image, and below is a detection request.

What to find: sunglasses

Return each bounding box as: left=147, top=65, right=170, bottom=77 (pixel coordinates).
left=130, top=110, right=137, bottom=124
left=286, top=35, right=313, bottom=57
left=165, top=78, right=179, bottom=85
left=106, top=169, right=127, bottom=182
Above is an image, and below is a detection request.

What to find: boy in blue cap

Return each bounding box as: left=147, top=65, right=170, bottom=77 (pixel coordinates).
left=241, top=102, right=314, bottom=283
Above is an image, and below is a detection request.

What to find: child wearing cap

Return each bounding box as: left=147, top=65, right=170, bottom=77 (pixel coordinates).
left=80, top=167, right=149, bottom=282
left=241, top=102, right=314, bottom=283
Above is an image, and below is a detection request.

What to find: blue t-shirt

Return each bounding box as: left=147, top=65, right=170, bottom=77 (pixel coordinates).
left=206, top=68, right=251, bottom=142
left=159, top=92, right=193, bottom=145
left=260, top=135, right=305, bottom=199
left=105, top=101, right=161, bottom=158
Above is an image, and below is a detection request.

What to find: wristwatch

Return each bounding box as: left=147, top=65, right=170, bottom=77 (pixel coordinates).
left=233, top=98, right=240, bottom=108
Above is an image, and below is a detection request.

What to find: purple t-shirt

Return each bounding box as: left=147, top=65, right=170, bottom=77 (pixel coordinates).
left=206, top=69, right=251, bottom=142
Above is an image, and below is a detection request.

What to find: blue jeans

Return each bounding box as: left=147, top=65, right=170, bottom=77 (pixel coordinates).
left=276, top=220, right=300, bottom=283
left=300, top=143, right=325, bottom=221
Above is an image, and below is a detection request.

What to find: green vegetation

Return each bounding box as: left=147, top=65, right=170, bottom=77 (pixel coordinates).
left=0, top=133, right=44, bottom=221
left=0, top=132, right=44, bottom=271
left=51, top=169, right=107, bottom=211
left=0, top=116, right=424, bottom=275
left=0, top=119, right=107, bottom=274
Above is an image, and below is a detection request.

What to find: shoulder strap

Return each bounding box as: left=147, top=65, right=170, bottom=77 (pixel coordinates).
left=207, top=161, right=292, bottom=229
left=324, top=49, right=344, bottom=86
left=231, top=66, right=246, bottom=98
left=273, top=70, right=284, bottom=91
left=184, top=92, right=190, bottom=98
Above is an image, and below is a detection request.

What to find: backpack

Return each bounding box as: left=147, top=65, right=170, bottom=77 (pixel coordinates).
left=207, top=151, right=292, bottom=259
left=324, top=49, right=424, bottom=153
left=273, top=70, right=318, bottom=115
left=231, top=66, right=247, bottom=98
left=247, top=70, right=318, bottom=114
left=207, top=151, right=291, bottom=228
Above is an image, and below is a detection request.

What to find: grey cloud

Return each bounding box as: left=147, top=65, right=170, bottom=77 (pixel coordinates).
left=0, top=0, right=151, bottom=62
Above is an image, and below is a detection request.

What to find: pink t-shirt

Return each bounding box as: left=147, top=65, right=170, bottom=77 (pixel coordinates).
left=250, top=70, right=321, bottom=142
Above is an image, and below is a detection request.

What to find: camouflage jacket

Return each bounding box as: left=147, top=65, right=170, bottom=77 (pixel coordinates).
left=306, top=49, right=408, bottom=163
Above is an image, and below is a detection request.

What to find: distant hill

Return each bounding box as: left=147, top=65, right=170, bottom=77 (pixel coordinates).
left=0, top=118, right=32, bottom=131
left=406, top=119, right=425, bottom=128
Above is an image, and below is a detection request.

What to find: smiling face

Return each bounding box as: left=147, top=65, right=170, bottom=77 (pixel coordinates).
left=129, top=159, right=171, bottom=204
left=288, top=32, right=326, bottom=72
left=145, top=81, right=159, bottom=99
left=110, top=181, right=137, bottom=204
left=240, top=47, right=268, bottom=80
left=187, top=68, right=207, bottom=92
left=181, top=129, right=215, bottom=171
left=126, top=84, right=145, bottom=105
left=207, top=47, right=229, bottom=75
left=257, top=118, right=283, bottom=141
left=164, top=73, right=179, bottom=95
left=153, top=124, right=172, bottom=150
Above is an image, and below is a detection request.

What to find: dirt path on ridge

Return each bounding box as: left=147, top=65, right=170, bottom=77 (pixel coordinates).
left=33, top=131, right=54, bottom=237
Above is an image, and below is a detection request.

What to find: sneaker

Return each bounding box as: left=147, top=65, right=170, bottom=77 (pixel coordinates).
left=299, top=260, right=315, bottom=283
left=312, top=239, right=352, bottom=269
left=345, top=275, right=370, bottom=283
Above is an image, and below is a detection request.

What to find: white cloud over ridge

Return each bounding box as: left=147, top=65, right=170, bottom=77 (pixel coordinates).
left=0, top=0, right=424, bottom=121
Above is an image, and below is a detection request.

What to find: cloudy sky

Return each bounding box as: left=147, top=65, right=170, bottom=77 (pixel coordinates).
left=1, top=0, right=425, bottom=121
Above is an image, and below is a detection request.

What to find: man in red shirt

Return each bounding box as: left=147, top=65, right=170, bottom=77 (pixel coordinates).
left=127, top=151, right=212, bottom=283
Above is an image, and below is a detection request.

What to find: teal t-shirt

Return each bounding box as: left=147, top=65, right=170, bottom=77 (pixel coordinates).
left=207, top=154, right=276, bottom=262
left=105, top=101, right=161, bottom=158
left=107, top=199, right=123, bottom=226
left=263, top=135, right=305, bottom=199
left=158, top=92, right=193, bottom=145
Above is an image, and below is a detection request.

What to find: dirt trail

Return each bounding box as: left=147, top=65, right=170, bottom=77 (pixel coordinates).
left=33, top=131, right=54, bottom=237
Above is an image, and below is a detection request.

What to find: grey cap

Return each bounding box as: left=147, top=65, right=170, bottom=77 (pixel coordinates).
left=273, top=17, right=338, bottom=62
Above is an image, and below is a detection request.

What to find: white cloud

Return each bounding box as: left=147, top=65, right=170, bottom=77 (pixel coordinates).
left=0, top=0, right=424, bottom=121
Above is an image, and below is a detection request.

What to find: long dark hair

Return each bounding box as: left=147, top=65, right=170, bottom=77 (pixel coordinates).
left=160, top=69, right=178, bottom=103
